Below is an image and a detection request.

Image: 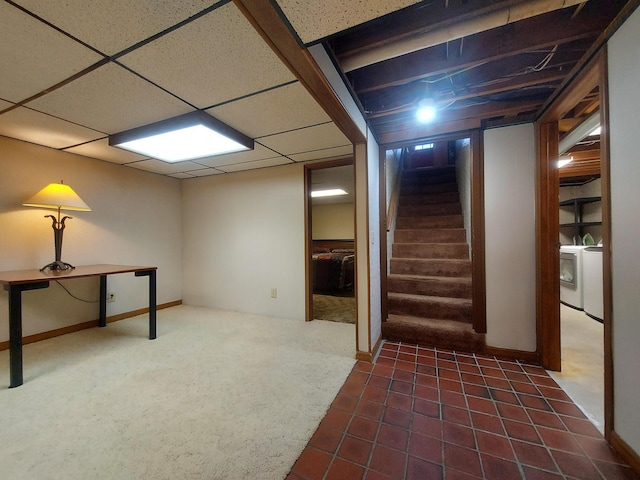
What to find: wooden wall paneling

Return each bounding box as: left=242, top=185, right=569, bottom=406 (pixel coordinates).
left=470, top=130, right=487, bottom=334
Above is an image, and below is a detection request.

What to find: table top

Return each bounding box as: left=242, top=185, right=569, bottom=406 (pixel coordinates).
left=0, top=264, right=157, bottom=285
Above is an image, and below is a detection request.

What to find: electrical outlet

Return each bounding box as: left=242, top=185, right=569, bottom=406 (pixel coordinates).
left=270, top=288, right=277, bottom=299
left=107, top=292, right=116, bottom=303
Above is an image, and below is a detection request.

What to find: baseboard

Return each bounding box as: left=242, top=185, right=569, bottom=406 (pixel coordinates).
left=611, top=430, right=640, bottom=476
left=0, top=300, right=182, bottom=351
left=355, top=335, right=383, bottom=363
left=484, top=345, right=540, bottom=365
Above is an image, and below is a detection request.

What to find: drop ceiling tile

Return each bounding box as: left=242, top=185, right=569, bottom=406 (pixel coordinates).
left=169, top=172, right=198, bottom=179
left=195, top=143, right=280, bottom=168
left=27, top=63, right=193, bottom=134
left=217, top=157, right=293, bottom=173
left=289, top=145, right=354, bottom=163
left=184, top=168, right=225, bottom=177
left=118, top=3, right=295, bottom=108
left=126, top=159, right=209, bottom=175
left=0, top=99, right=15, bottom=110
left=275, top=0, right=420, bottom=44
left=0, top=2, right=103, bottom=102
left=12, top=1, right=224, bottom=56
left=0, top=107, right=104, bottom=149
left=64, top=138, right=149, bottom=165
left=208, top=82, right=331, bottom=138
left=258, top=122, right=350, bottom=156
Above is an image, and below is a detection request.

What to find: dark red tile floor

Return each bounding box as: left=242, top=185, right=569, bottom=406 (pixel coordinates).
left=287, top=342, right=639, bottom=480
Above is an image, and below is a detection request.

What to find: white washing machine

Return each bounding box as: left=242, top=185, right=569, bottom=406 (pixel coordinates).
left=583, top=247, right=604, bottom=321
left=560, top=245, right=589, bottom=310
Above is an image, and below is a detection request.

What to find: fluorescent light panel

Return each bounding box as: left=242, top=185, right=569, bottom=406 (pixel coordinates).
left=311, top=188, right=348, bottom=198
left=109, top=111, right=253, bottom=163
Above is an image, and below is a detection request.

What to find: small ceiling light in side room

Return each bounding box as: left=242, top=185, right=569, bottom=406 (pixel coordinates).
left=311, top=189, right=348, bottom=198
left=558, top=155, right=573, bottom=168
left=589, top=126, right=601, bottom=136
left=109, top=111, right=253, bottom=162
left=416, top=98, right=437, bottom=123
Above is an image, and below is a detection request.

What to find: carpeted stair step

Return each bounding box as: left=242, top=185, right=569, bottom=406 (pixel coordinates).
left=400, top=183, right=459, bottom=196
left=401, top=172, right=457, bottom=186
left=382, top=314, right=485, bottom=354
left=390, top=258, right=471, bottom=277
left=392, top=243, right=469, bottom=260
left=399, top=191, right=460, bottom=206
left=388, top=292, right=472, bottom=321
left=396, top=214, right=463, bottom=229
left=394, top=228, right=467, bottom=243
left=388, top=274, right=471, bottom=299
left=397, top=203, right=462, bottom=217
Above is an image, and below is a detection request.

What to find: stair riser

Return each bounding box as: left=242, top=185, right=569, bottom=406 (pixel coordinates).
left=392, top=244, right=469, bottom=260
left=401, top=173, right=457, bottom=186
left=397, top=203, right=462, bottom=217
left=399, top=192, right=460, bottom=206
left=401, top=183, right=458, bottom=195
left=388, top=277, right=471, bottom=298
left=382, top=322, right=485, bottom=354
left=394, top=229, right=466, bottom=243
left=396, top=215, right=464, bottom=229
left=388, top=297, right=472, bottom=321
left=390, top=259, right=471, bottom=277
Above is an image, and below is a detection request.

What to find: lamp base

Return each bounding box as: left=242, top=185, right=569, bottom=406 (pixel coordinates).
left=40, top=261, right=75, bottom=272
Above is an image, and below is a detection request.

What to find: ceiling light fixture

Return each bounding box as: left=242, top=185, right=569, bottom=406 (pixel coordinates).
left=109, top=111, right=254, bottom=163
left=558, top=155, right=573, bottom=168
left=589, top=126, right=601, bottom=137
left=311, top=189, right=348, bottom=198
left=416, top=97, right=437, bottom=123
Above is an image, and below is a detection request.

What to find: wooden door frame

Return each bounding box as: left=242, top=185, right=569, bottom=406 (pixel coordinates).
left=303, top=157, right=355, bottom=322
left=536, top=49, right=613, bottom=439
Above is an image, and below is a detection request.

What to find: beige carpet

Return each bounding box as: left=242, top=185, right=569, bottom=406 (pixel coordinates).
left=0, top=305, right=356, bottom=479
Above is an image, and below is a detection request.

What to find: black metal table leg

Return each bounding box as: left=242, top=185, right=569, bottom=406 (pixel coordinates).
left=5, top=281, right=49, bottom=388
left=99, top=275, right=107, bottom=327
left=135, top=270, right=157, bottom=340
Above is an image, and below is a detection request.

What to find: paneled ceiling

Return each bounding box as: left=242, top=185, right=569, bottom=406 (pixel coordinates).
left=0, top=0, right=634, bottom=179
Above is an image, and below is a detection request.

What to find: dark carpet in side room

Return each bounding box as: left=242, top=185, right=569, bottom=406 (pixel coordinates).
left=313, top=294, right=356, bottom=324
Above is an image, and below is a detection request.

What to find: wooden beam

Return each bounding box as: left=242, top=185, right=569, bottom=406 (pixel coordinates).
left=233, top=0, right=365, bottom=144
left=348, top=8, right=609, bottom=94
left=332, top=0, right=529, bottom=59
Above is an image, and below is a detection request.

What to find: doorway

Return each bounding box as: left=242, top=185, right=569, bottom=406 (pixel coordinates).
left=536, top=49, right=612, bottom=438
left=304, top=159, right=356, bottom=324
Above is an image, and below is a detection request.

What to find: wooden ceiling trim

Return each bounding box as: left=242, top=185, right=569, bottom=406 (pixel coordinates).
left=345, top=9, right=611, bottom=94
left=233, top=0, right=365, bottom=143
left=378, top=117, right=481, bottom=145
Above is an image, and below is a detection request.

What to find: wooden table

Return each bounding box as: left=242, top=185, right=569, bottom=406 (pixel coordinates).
left=0, top=264, right=157, bottom=388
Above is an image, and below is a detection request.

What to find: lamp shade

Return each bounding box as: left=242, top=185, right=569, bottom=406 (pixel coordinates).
left=23, top=183, right=91, bottom=212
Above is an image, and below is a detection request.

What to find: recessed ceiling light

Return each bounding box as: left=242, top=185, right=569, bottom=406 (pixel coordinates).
left=109, top=111, right=253, bottom=163
left=311, top=189, right=348, bottom=198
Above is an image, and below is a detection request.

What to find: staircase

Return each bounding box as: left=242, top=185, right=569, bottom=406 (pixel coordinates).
left=383, top=166, right=485, bottom=353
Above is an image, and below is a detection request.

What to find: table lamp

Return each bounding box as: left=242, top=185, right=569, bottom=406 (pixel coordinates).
left=23, top=181, right=91, bottom=271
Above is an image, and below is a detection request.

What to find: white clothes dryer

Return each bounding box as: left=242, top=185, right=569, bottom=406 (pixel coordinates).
left=560, top=245, right=589, bottom=310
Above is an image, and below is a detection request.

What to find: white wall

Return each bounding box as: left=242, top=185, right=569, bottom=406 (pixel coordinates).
left=0, top=136, right=182, bottom=342
left=484, top=124, right=537, bottom=352
left=608, top=7, right=640, bottom=456
left=311, top=203, right=354, bottom=239
left=455, top=139, right=472, bottom=250
left=385, top=149, right=401, bottom=274
left=367, top=131, right=382, bottom=348
left=181, top=164, right=305, bottom=320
